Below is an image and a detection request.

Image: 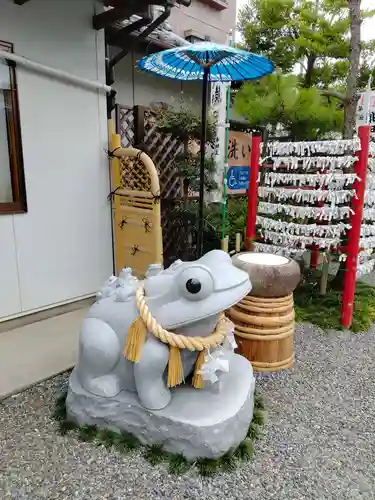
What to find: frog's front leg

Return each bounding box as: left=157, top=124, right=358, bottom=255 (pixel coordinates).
left=77, top=318, right=122, bottom=397
left=134, top=334, right=171, bottom=410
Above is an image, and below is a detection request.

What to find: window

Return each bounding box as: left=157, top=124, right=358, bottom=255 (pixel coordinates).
left=0, top=40, right=27, bottom=214
left=198, top=0, right=228, bottom=11
left=184, top=30, right=211, bottom=44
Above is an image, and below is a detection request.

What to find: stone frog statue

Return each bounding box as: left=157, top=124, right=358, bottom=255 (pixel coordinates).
left=75, top=250, right=251, bottom=411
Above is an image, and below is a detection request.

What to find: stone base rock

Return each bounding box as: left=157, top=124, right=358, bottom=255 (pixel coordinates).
left=66, top=353, right=255, bottom=460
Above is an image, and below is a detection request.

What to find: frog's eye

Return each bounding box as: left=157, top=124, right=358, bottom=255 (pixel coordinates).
left=178, top=266, right=214, bottom=301
left=186, top=278, right=201, bottom=294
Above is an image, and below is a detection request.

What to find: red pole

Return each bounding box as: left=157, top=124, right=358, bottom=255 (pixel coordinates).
left=341, top=125, right=371, bottom=328
left=246, top=132, right=262, bottom=249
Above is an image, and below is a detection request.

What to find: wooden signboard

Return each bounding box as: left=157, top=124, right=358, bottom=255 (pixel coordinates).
left=227, top=131, right=252, bottom=195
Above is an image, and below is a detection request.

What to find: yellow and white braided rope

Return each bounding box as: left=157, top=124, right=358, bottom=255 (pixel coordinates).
left=135, top=285, right=229, bottom=351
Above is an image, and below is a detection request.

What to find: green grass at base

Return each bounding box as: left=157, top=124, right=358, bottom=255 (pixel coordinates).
left=294, top=280, right=375, bottom=333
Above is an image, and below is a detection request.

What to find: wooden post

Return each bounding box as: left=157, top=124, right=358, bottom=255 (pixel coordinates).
left=245, top=133, right=262, bottom=249
left=311, top=165, right=329, bottom=270
left=341, top=125, right=371, bottom=328
left=235, top=232, right=241, bottom=253
left=108, top=119, right=116, bottom=275
left=134, top=105, right=145, bottom=148
left=320, top=253, right=330, bottom=295
left=221, top=236, right=229, bottom=253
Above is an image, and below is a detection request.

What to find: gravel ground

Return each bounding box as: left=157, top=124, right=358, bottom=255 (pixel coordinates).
left=1, top=323, right=375, bottom=500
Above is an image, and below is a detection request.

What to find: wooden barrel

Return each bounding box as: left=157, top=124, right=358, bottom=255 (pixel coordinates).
left=226, top=293, right=295, bottom=372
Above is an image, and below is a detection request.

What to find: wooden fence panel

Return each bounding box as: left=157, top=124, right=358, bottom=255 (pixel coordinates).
left=115, top=104, right=220, bottom=266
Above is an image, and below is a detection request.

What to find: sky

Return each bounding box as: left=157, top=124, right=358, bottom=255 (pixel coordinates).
left=235, top=0, right=373, bottom=43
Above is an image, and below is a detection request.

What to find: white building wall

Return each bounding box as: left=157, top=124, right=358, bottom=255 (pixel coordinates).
left=169, top=0, right=237, bottom=44
left=113, top=51, right=201, bottom=109
left=0, top=0, right=112, bottom=320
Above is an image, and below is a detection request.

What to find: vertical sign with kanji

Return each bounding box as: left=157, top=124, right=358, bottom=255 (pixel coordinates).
left=356, top=91, right=375, bottom=140
left=209, top=81, right=230, bottom=202
left=226, top=131, right=252, bottom=194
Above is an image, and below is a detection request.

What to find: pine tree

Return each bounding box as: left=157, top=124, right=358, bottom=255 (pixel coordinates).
left=236, top=0, right=375, bottom=138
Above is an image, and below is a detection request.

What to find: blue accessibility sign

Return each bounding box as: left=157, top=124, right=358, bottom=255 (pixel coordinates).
left=226, top=166, right=250, bottom=190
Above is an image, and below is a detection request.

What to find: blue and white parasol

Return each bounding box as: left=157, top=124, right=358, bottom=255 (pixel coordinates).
left=138, top=42, right=274, bottom=82
left=138, top=42, right=274, bottom=257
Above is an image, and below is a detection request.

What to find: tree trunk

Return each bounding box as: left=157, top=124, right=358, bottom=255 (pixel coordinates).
left=304, top=54, right=317, bottom=88
left=331, top=1, right=362, bottom=289
left=303, top=0, right=319, bottom=89
left=344, top=0, right=362, bottom=139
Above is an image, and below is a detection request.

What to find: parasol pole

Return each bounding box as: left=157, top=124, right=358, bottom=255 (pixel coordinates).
left=221, top=30, right=233, bottom=241
left=197, top=65, right=210, bottom=258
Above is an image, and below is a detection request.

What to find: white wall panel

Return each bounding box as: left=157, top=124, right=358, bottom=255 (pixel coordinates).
left=0, top=0, right=112, bottom=318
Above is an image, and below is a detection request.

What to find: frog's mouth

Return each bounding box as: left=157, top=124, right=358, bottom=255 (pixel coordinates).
left=173, top=314, right=222, bottom=337
left=153, top=265, right=251, bottom=330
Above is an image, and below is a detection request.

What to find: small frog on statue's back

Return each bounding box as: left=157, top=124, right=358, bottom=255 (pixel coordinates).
left=116, top=268, right=139, bottom=302
left=96, top=275, right=118, bottom=302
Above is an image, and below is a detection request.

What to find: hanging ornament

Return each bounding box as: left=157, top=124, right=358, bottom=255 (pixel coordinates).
left=222, top=319, right=237, bottom=352
left=363, top=206, right=375, bottom=220
left=266, top=137, right=360, bottom=157
left=262, top=230, right=340, bottom=250
left=257, top=216, right=350, bottom=238
left=198, top=348, right=230, bottom=384
left=263, top=172, right=358, bottom=189
left=252, top=242, right=306, bottom=258
left=254, top=136, right=375, bottom=277
left=261, top=156, right=358, bottom=172
left=258, top=201, right=352, bottom=221
left=259, top=187, right=356, bottom=204
left=357, top=259, right=375, bottom=278
left=359, top=236, right=375, bottom=250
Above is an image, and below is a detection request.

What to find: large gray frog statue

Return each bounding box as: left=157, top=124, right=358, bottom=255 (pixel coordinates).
left=66, top=250, right=256, bottom=460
